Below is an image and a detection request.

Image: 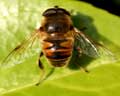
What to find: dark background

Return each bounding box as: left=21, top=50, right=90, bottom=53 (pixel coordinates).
left=80, top=0, right=120, bottom=16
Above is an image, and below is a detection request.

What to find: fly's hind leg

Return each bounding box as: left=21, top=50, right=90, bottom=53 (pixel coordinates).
left=36, top=52, right=45, bottom=86
left=75, top=47, right=89, bottom=73
left=36, top=52, right=55, bottom=86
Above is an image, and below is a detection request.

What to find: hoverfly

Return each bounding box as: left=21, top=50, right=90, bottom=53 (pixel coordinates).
left=1, top=6, right=114, bottom=85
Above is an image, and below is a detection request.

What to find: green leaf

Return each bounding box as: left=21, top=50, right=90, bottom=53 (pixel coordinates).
left=0, top=0, right=120, bottom=96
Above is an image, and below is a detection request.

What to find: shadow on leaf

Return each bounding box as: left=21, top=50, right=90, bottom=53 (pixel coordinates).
left=68, top=12, right=120, bottom=70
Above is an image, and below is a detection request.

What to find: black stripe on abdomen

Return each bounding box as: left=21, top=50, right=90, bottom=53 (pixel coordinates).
left=46, top=51, right=70, bottom=59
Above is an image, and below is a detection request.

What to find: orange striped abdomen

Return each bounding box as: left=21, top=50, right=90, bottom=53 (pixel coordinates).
left=42, top=39, right=74, bottom=67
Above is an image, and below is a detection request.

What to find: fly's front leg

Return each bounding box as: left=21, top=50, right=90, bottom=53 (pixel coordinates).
left=75, top=47, right=89, bottom=73
left=36, top=52, right=45, bottom=86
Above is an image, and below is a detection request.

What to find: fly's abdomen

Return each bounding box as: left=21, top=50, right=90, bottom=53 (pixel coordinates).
left=42, top=38, right=73, bottom=67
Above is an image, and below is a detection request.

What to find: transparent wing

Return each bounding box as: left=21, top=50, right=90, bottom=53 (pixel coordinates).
left=1, top=29, right=40, bottom=69
left=74, top=27, right=116, bottom=61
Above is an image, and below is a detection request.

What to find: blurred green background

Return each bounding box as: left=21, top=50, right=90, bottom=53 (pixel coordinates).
left=0, top=0, right=120, bottom=96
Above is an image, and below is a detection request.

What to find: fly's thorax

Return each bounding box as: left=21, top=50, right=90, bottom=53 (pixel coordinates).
left=40, top=14, right=73, bottom=34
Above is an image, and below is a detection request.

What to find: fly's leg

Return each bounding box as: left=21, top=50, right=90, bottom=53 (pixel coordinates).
left=36, top=52, right=45, bottom=86
left=75, top=47, right=89, bottom=73
left=36, top=52, right=55, bottom=86
left=75, top=60, right=89, bottom=73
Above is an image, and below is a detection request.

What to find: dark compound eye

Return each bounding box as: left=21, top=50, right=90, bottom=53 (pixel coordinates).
left=43, top=6, right=70, bottom=16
